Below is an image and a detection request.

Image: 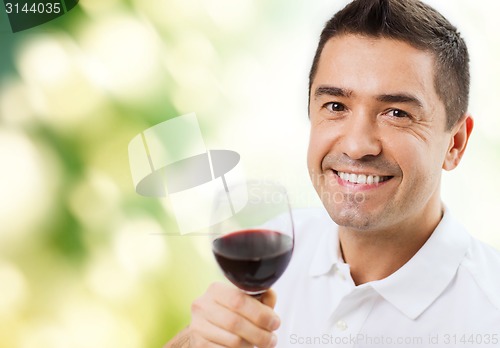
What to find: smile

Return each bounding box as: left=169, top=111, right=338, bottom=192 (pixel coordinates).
left=335, top=171, right=392, bottom=185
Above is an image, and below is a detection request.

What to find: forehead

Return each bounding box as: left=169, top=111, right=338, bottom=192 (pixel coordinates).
left=313, top=34, right=439, bottom=103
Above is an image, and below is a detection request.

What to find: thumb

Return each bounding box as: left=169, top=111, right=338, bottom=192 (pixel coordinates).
left=261, top=288, right=277, bottom=309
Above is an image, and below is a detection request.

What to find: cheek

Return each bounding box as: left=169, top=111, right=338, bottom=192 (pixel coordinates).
left=307, top=125, right=331, bottom=171
left=396, top=139, right=444, bottom=190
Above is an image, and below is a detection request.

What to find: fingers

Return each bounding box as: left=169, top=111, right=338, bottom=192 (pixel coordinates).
left=261, top=288, right=277, bottom=309
left=189, top=316, right=253, bottom=348
left=209, top=283, right=280, bottom=332
left=201, top=294, right=277, bottom=347
left=188, top=282, right=280, bottom=348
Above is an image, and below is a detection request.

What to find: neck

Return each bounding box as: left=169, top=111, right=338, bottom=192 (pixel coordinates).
left=339, top=204, right=444, bottom=285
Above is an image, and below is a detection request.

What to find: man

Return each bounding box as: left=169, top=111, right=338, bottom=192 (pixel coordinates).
left=166, top=0, right=500, bottom=347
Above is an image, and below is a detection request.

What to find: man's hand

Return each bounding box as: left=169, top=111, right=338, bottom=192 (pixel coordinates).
left=164, top=282, right=280, bottom=348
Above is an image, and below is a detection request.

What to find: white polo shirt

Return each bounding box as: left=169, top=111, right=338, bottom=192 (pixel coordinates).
left=273, top=207, right=500, bottom=348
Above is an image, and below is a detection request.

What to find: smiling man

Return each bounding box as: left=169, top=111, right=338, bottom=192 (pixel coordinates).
left=165, top=1, right=500, bottom=347
left=307, top=34, right=461, bottom=285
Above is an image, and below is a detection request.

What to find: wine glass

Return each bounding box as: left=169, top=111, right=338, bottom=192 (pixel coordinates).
left=210, top=180, right=294, bottom=298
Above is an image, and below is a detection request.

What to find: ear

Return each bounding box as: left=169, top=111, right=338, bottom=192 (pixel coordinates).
left=442, top=114, right=474, bottom=171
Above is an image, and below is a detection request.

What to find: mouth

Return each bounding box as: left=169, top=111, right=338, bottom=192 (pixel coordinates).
left=333, top=170, right=393, bottom=185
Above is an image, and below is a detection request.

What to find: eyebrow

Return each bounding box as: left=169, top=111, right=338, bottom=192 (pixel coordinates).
left=314, top=85, right=424, bottom=109
left=314, top=86, right=353, bottom=99
left=377, top=93, right=424, bottom=109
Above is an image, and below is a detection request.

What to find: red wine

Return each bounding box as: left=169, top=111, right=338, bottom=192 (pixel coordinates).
left=212, top=229, right=293, bottom=293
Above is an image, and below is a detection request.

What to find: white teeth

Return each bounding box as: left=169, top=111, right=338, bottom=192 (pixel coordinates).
left=358, top=174, right=367, bottom=184
left=349, top=173, right=357, bottom=183
left=337, top=171, right=388, bottom=184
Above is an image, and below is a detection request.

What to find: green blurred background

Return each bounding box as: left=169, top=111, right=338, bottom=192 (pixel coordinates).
left=0, top=0, right=499, bottom=347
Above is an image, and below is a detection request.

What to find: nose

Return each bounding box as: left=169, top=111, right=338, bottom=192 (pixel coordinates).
left=339, top=113, right=381, bottom=160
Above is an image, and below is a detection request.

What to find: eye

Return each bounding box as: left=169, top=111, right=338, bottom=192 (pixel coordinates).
left=386, top=109, right=409, bottom=118
left=324, top=102, right=346, bottom=112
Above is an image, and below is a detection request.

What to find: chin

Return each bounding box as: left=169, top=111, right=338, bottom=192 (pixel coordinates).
left=325, top=203, right=384, bottom=231
left=332, top=213, right=374, bottom=231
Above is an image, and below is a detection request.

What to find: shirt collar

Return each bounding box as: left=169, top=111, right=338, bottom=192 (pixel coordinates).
left=370, top=208, right=470, bottom=319
left=308, top=217, right=341, bottom=277
left=308, top=207, right=471, bottom=320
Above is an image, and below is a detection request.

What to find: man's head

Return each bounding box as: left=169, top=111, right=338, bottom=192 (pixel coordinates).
left=306, top=0, right=473, bottom=234
left=309, top=0, right=469, bottom=130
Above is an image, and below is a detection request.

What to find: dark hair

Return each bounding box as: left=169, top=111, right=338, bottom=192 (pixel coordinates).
left=309, top=0, right=470, bottom=130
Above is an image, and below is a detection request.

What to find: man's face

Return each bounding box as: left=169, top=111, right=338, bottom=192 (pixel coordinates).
left=308, top=34, right=453, bottom=233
